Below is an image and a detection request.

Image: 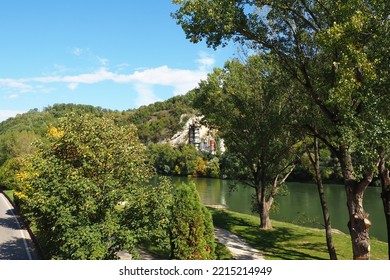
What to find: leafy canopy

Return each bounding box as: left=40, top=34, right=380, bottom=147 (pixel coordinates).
left=16, top=113, right=172, bottom=259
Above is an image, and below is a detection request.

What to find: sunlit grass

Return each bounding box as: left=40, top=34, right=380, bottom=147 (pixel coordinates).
left=209, top=208, right=388, bottom=260
left=3, top=190, right=14, bottom=204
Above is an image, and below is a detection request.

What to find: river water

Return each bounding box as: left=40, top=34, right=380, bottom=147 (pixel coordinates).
left=172, top=177, right=387, bottom=242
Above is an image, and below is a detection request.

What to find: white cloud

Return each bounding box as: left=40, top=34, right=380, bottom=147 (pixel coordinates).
left=133, top=84, right=161, bottom=107
left=0, top=78, right=32, bottom=93
left=196, top=52, right=216, bottom=71
left=72, top=47, right=84, bottom=56
left=67, top=83, right=79, bottom=90
left=7, top=94, right=20, bottom=99
left=0, top=110, right=24, bottom=122
left=32, top=67, right=116, bottom=84
left=0, top=52, right=216, bottom=101
left=97, top=56, right=109, bottom=67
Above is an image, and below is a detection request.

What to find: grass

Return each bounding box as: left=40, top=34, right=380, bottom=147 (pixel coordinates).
left=215, top=241, right=235, bottom=260
left=209, top=207, right=389, bottom=260
left=2, top=189, right=14, bottom=204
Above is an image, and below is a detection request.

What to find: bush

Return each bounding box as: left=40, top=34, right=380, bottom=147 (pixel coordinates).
left=169, top=182, right=216, bottom=259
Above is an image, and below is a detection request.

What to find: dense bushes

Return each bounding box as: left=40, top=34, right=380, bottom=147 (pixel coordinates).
left=14, top=114, right=172, bottom=259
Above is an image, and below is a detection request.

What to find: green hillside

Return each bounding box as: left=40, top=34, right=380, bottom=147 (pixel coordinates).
left=0, top=95, right=196, bottom=161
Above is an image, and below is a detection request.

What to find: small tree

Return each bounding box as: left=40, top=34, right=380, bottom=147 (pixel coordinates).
left=169, top=182, right=216, bottom=260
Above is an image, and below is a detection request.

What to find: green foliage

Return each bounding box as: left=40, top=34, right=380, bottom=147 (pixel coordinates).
left=193, top=55, right=299, bottom=227
left=195, top=55, right=299, bottom=181
left=15, top=113, right=172, bottom=259
left=176, top=144, right=198, bottom=176
left=147, top=143, right=222, bottom=178
left=169, top=182, right=216, bottom=260
left=0, top=158, right=24, bottom=190
left=218, top=151, right=248, bottom=179
left=206, top=157, right=220, bottom=178
left=0, top=130, right=40, bottom=190
left=147, top=143, right=180, bottom=175
left=123, top=95, right=196, bottom=143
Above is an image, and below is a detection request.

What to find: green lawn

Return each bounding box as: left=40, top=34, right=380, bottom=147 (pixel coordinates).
left=2, top=190, right=14, bottom=204
left=209, top=207, right=388, bottom=260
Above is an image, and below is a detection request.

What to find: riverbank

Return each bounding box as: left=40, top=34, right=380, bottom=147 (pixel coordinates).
left=209, top=207, right=388, bottom=260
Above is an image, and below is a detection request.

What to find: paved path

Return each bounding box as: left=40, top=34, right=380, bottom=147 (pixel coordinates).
left=214, top=227, right=264, bottom=260
left=0, top=192, right=39, bottom=260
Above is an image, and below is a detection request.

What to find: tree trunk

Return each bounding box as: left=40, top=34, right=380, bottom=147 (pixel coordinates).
left=310, top=137, right=337, bottom=260
left=379, top=155, right=390, bottom=259
left=259, top=201, right=273, bottom=229
left=257, top=183, right=273, bottom=230
left=339, top=146, right=372, bottom=260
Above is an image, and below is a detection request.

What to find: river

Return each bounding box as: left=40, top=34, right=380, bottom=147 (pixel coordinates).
left=172, top=177, right=387, bottom=242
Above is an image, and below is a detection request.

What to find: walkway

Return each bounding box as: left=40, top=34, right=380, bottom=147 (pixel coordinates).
left=0, top=192, right=40, bottom=260
left=214, top=227, right=264, bottom=260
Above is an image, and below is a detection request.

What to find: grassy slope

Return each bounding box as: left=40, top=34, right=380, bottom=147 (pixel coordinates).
left=210, top=208, right=388, bottom=260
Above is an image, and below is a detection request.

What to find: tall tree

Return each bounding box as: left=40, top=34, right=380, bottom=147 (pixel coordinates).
left=173, top=0, right=389, bottom=259
left=303, top=136, right=337, bottom=260
left=193, top=55, right=298, bottom=229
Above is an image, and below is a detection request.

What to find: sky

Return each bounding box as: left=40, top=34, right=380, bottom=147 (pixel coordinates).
left=0, top=0, right=237, bottom=122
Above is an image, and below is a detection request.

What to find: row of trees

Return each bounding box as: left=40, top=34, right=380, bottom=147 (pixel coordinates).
left=147, top=139, right=343, bottom=182
left=12, top=113, right=215, bottom=260
left=173, top=0, right=389, bottom=260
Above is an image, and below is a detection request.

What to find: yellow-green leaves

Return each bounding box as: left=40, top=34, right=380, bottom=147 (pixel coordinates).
left=16, top=113, right=172, bottom=259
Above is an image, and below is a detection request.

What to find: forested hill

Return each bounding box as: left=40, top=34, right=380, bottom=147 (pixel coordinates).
left=123, top=93, right=197, bottom=143
left=0, top=93, right=197, bottom=166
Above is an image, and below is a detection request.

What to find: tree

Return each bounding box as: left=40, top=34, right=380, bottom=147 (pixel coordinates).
left=0, top=131, right=39, bottom=190
left=169, top=182, right=216, bottom=259
left=147, top=143, right=179, bottom=175
left=206, top=157, right=220, bottom=178
left=173, top=0, right=389, bottom=259
left=379, top=150, right=390, bottom=259
left=176, top=144, right=198, bottom=176
left=193, top=55, right=298, bottom=229
left=303, top=136, right=337, bottom=260
left=15, top=113, right=172, bottom=259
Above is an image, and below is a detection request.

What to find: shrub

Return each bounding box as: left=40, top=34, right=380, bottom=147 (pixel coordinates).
left=169, top=182, right=216, bottom=259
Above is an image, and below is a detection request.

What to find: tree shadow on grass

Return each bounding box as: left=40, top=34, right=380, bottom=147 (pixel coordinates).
left=236, top=226, right=328, bottom=260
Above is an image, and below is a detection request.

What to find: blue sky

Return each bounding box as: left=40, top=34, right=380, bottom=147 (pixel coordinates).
left=0, top=0, right=236, bottom=121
